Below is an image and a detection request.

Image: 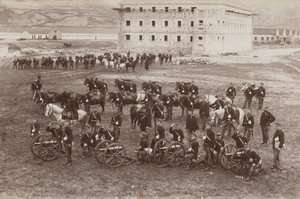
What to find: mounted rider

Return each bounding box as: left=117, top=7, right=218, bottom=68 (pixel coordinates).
left=209, top=96, right=225, bottom=110
left=62, top=92, right=78, bottom=120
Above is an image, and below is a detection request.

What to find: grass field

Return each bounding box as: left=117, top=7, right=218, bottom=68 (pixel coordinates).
left=0, top=50, right=299, bottom=199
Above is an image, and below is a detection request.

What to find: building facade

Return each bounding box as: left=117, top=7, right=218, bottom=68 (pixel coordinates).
left=253, top=28, right=300, bottom=44
left=115, top=0, right=253, bottom=55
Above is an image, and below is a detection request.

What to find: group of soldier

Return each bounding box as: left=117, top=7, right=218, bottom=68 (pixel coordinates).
left=30, top=74, right=285, bottom=181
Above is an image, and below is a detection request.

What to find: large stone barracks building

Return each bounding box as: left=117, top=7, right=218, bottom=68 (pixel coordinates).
left=114, top=0, right=253, bottom=55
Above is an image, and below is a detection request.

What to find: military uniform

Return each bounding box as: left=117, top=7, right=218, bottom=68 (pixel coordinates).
left=260, top=110, right=275, bottom=144
left=243, top=86, right=255, bottom=109
left=152, top=103, right=164, bottom=128
left=63, top=96, right=78, bottom=120
left=203, top=128, right=216, bottom=168
left=111, top=112, right=122, bottom=141
left=256, top=86, right=266, bottom=109
left=232, top=133, right=248, bottom=148
left=169, top=126, right=184, bottom=142
left=186, top=113, right=199, bottom=141
left=63, top=126, right=73, bottom=166
left=221, top=107, right=236, bottom=137
left=226, top=86, right=236, bottom=103
left=272, top=125, right=285, bottom=169
left=210, top=99, right=225, bottom=110
left=150, top=125, right=165, bottom=149
left=30, top=122, right=41, bottom=137
left=199, top=101, right=210, bottom=131
left=165, top=95, right=173, bottom=121
left=242, top=113, right=254, bottom=142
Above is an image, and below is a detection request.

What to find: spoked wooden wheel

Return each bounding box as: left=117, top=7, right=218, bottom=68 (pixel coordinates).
left=153, top=139, right=170, bottom=163
left=103, top=143, right=126, bottom=168
left=231, top=149, right=250, bottom=175
left=219, top=144, right=237, bottom=170
left=165, top=141, right=186, bottom=167
left=95, top=140, right=112, bottom=164
left=31, top=135, right=60, bottom=161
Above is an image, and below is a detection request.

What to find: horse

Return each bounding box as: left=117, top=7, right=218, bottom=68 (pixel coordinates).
left=44, top=104, right=88, bottom=130
left=204, top=94, right=232, bottom=106
left=210, top=107, right=245, bottom=130
left=79, top=92, right=106, bottom=113
left=130, top=104, right=151, bottom=130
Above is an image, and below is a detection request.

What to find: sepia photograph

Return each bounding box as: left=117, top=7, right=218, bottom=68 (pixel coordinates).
left=0, top=0, right=299, bottom=198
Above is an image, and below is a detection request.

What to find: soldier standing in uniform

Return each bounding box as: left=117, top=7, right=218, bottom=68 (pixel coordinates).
left=165, top=92, right=173, bottom=121
left=62, top=123, right=73, bottom=167
left=260, top=107, right=275, bottom=145
left=271, top=123, right=285, bottom=171
left=111, top=110, right=122, bottom=142
left=199, top=101, right=210, bottom=131
left=226, top=83, right=237, bottom=104
left=243, top=84, right=255, bottom=109
left=256, top=82, right=266, bottom=110
left=203, top=127, right=216, bottom=170
left=31, top=74, right=42, bottom=98
left=221, top=104, right=236, bottom=137
left=152, top=100, right=164, bottom=130
left=186, top=111, right=199, bottom=142
left=242, top=110, right=254, bottom=142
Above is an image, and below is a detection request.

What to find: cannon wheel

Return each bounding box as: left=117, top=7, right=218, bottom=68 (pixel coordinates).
left=165, top=141, right=186, bottom=167
left=231, top=148, right=250, bottom=175
left=30, top=135, right=46, bottom=158
left=95, top=140, right=112, bottom=165
left=103, top=143, right=126, bottom=168
left=31, top=135, right=60, bottom=161
left=153, top=139, right=170, bottom=163
left=219, top=144, right=237, bottom=170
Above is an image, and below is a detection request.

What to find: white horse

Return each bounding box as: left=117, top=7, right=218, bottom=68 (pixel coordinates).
left=204, top=94, right=232, bottom=106
left=103, top=58, right=115, bottom=69
left=210, top=107, right=244, bottom=130
left=44, top=103, right=88, bottom=129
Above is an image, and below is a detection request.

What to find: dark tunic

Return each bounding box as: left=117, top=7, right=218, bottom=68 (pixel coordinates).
left=204, top=129, right=215, bottom=149
left=226, top=86, right=236, bottom=98
left=272, top=129, right=285, bottom=149
left=242, top=113, right=254, bottom=128
left=232, top=133, right=248, bottom=148
left=169, top=127, right=184, bottom=142
left=260, top=111, right=275, bottom=126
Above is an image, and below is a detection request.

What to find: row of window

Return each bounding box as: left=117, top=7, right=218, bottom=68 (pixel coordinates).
left=125, top=20, right=203, bottom=27
left=125, top=34, right=249, bottom=42
left=125, top=6, right=197, bottom=13
left=125, top=34, right=203, bottom=42
left=254, top=36, right=276, bottom=41
left=124, top=20, right=249, bottom=30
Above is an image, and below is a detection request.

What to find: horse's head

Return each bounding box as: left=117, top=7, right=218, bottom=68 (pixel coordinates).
left=44, top=104, right=51, bottom=117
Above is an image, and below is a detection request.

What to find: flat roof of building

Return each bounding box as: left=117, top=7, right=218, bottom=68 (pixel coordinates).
left=120, top=0, right=253, bottom=13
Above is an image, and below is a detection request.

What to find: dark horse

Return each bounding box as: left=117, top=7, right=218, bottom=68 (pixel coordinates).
left=84, top=78, right=108, bottom=93
left=79, top=92, right=106, bottom=113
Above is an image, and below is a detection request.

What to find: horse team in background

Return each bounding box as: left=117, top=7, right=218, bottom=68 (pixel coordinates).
left=13, top=52, right=173, bottom=72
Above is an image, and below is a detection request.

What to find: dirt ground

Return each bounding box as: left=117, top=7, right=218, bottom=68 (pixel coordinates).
left=0, top=45, right=299, bottom=199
